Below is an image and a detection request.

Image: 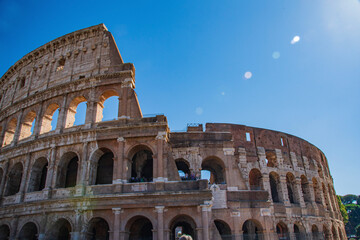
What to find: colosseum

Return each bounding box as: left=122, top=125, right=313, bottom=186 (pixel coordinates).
left=0, top=24, right=346, bottom=240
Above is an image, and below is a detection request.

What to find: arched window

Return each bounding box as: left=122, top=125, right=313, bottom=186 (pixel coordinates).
left=48, top=218, right=72, bottom=240
left=87, top=217, right=110, bottom=240
left=276, top=222, right=289, bottom=240
left=57, top=152, right=79, bottom=188
left=2, top=118, right=17, bottom=146
left=286, top=172, right=298, bottom=204
left=242, top=219, right=263, bottom=240
left=169, top=215, right=197, bottom=240
left=175, top=159, right=191, bottom=180
left=294, top=223, right=306, bottom=240
left=269, top=172, right=282, bottom=203
left=95, top=150, right=114, bottom=185
left=300, top=175, right=311, bottom=203
left=130, top=147, right=153, bottom=182
left=18, top=222, right=38, bottom=240
left=249, top=169, right=263, bottom=190
left=312, top=178, right=322, bottom=204
left=0, top=225, right=10, bottom=240
left=201, top=157, right=226, bottom=184
left=214, top=220, right=232, bottom=240
left=312, top=225, right=320, bottom=239
left=5, top=162, right=23, bottom=196
left=126, top=216, right=153, bottom=240
left=96, top=90, right=119, bottom=122
left=19, top=111, right=37, bottom=141
left=28, top=157, right=48, bottom=192
left=65, top=96, right=87, bottom=128
left=40, top=103, right=60, bottom=134
left=265, top=151, right=277, bottom=167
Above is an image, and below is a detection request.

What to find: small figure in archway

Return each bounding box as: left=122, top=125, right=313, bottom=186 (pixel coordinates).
left=179, top=235, right=193, bottom=240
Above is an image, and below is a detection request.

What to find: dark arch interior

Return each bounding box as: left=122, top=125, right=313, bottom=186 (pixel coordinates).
left=214, top=220, right=232, bottom=240
left=170, top=216, right=196, bottom=240
left=128, top=217, right=153, bottom=240
left=65, top=156, right=78, bottom=188
left=286, top=174, right=296, bottom=204
left=87, top=218, right=109, bottom=240
left=249, top=169, right=262, bottom=190
left=269, top=173, right=280, bottom=203
left=0, top=225, right=10, bottom=240
left=28, top=158, right=48, bottom=192
left=49, top=219, right=72, bottom=240
left=5, top=163, right=23, bottom=196
left=131, top=150, right=153, bottom=182
left=242, top=220, right=263, bottom=240
left=201, top=158, right=225, bottom=184
left=96, top=152, right=114, bottom=185
left=18, top=222, right=38, bottom=240
left=276, top=223, right=289, bottom=240
left=176, top=159, right=191, bottom=177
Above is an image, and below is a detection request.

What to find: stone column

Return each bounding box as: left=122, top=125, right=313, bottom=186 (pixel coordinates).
left=75, top=142, right=88, bottom=196
left=287, top=223, right=295, bottom=240
left=114, top=137, right=125, bottom=183
left=10, top=216, right=19, bottom=240
left=295, top=178, right=305, bottom=207
left=44, top=145, right=56, bottom=198
left=85, top=101, right=97, bottom=127
left=262, top=174, right=272, bottom=202
left=112, top=208, right=122, bottom=240
left=19, top=153, right=31, bottom=202
left=231, top=211, right=241, bottom=240
left=280, top=176, right=290, bottom=205
left=0, top=122, right=6, bottom=147
left=33, top=101, right=44, bottom=137
left=154, top=131, right=167, bottom=182
left=0, top=160, right=9, bottom=199
left=201, top=204, right=211, bottom=240
left=56, top=94, right=68, bottom=133
left=223, top=148, right=237, bottom=190
left=71, top=209, right=84, bottom=240
left=155, top=206, right=165, bottom=240
left=12, top=109, right=24, bottom=146
left=119, top=79, right=133, bottom=117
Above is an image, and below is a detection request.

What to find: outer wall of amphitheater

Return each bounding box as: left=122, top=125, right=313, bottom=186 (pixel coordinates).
left=0, top=24, right=346, bottom=240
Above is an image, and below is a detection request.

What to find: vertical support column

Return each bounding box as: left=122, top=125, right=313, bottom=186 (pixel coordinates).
left=19, top=153, right=31, bottom=202
left=287, top=223, right=295, bottom=240
left=280, top=176, right=290, bottom=206
left=155, top=206, right=165, bottom=240
left=10, top=216, right=19, bottom=240
left=12, top=109, right=24, bottom=146
left=112, top=208, right=122, bottom=240
left=231, top=211, right=241, bottom=240
left=71, top=209, right=83, bottom=240
left=296, top=178, right=306, bottom=208
left=262, top=174, right=272, bottom=202
left=119, top=78, right=134, bottom=118
left=56, top=94, right=68, bottom=133
left=33, top=101, right=44, bottom=138
left=201, top=204, right=211, bottom=240
left=0, top=122, right=6, bottom=147
left=75, top=142, right=88, bottom=196
left=223, top=147, right=237, bottom=190
left=154, top=131, right=168, bottom=182
left=44, top=145, right=56, bottom=198
left=114, top=137, right=125, bottom=183
left=85, top=101, right=96, bottom=127
left=0, top=160, right=9, bottom=200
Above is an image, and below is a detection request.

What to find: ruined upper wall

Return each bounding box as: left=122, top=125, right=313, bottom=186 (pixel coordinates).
left=0, top=24, right=132, bottom=110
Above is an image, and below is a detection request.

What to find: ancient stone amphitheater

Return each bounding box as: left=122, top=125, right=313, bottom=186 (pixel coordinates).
left=0, top=24, right=345, bottom=240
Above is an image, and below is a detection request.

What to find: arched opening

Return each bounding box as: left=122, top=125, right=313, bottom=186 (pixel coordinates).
left=96, top=90, right=119, bottom=122
left=169, top=215, right=197, bottom=240
left=40, top=103, right=60, bottom=134
left=126, top=216, right=153, bottom=240
left=201, top=157, right=226, bottom=184
left=214, top=220, right=231, bottom=240
left=18, top=222, right=38, bottom=240
left=175, top=159, right=192, bottom=180
left=311, top=225, right=320, bottom=239
left=19, top=111, right=37, bottom=141
left=322, top=183, right=331, bottom=211
left=276, top=222, right=289, bottom=240
left=65, top=96, right=87, bottom=128
left=86, top=217, right=109, bottom=240
left=5, top=162, right=23, bottom=196
left=286, top=172, right=297, bottom=204
left=323, top=225, right=331, bottom=240
left=293, top=224, right=305, bottom=240
left=242, top=219, right=263, bottom=240
left=56, top=152, right=78, bottom=188
left=130, top=146, right=153, bottom=182
left=249, top=169, right=263, bottom=190
left=265, top=151, right=277, bottom=167
left=48, top=218, right=72, bottom=240
left=28, top=157, right=48, bottom=192
left=300, top=175, right=311, bottom=203
left=95, top=149, right=114, bottom=185
left=269, top=172, right=281, bottom=203
left=2, top=118, right=17, bottom=146
left=0, top=224, right=10, bottom=240
left=312, top=178, right=322, bottom=204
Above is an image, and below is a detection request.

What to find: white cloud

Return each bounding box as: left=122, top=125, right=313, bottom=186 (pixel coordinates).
left=291, top=35, right=300, bottom=44
left=244, top=71, right=252, bottom=79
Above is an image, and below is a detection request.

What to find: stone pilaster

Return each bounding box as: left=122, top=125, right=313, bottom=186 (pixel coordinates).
left=280, top=176, right=290, bottom=205
left=0, top=160, right=9, bottom=199
left=113, top=137, right=125, bottom=183
left=201, top=204, right=212, bottom=240
left=19, top=153, right=31, bottom=202
left=295, top=178, right=306, bottom=207
left=56, top=94, right=68, bottom=133
left=155, top=206, right=165, bottom=240
left=231, top=211, right=241, bottom=240
left=154, top=131, right=168, bottom=182
left=112, top=208, right=122, bottom=240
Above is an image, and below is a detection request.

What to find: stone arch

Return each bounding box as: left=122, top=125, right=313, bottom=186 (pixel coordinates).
left=96, top=89, right=120, bottom=122
left=125, top=215, right=153, bottom=240
left=286, top=172, right=298, bottom=204
left=214, top=219, right=232, bottom=240
left=300, top=175, right=311, bottom=203
left=276, top=221, right=289, bottom=240
left=46, top=218, right=72, bottom=240
left=242, top=219, right=264, bottom=240
left=27, top=157, right=48, bottom=192
left=311, top=225, right=321, bottom=239
left=175, top=158, right=191, bottom=180
left=128, top=145, right=154, bottom=182
left=249, top=168, right=263, bottom=190
left=265, top=151, right=277, bottom=167
left=89, top=148, right=114, bottom=185
left=18, top=221, right=38, bottom=240
left=19, top=110, right=37, bottom=141
left=85, top=217, right=110, bottom=240
left=322, top=225, right=331, bottom=240
left=312, top=178, right=322, bottom=204
left=269, top=172, right=282, bottom=203
left=293, top=222, right=306, bottom=240
left=201, top=157, right=226, bottom=184
left=65, top=96, right=87, bottom=128
left=169, top=214, right=197, bottom=240
left=5, top=162, right=23, bottom=196
left=331, top=224, right=337, bottom=239
left=56, top=152, right=79, bottom=188
left=322, top=183, right=331, bottom=211
left=2, top=118, right=17, bottom=146
left=40, top=103, right=60, bottom=134
left=0, top=224, right=10, bottom=240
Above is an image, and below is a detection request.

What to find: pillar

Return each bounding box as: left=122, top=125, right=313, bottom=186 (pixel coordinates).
left=223, top=147, right=238, bottom=190
left=262, top=174, right=272, bottom=202
left=0, top=160, right=9, bottom=199
left=280, top=176, right=290, bottom=205
left=296, top=178, right=306, bottom=207
left=44, top=145, right=56, bottom=198
left=19, top=153, right=31, bottom=202
left=154, top=131, right=167, bottom=182
left=112, top=208, right=122, bottom=240
left=56, top=94, right=68, bottom=133
left=201, top=204, right=211, bottom=240
left=75, top=142, right=88, bottom=196
left=12, top=109, right=24, bottom=146
left=114, top=137, right=125, bottom=183
left=231, top=211, right=241, bottom=240
left=155, top=206, right=165, bottom=240
left=72, top=209, right=84, bottom=240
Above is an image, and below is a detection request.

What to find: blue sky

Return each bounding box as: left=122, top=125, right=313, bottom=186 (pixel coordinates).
left=0, top=0, right=359, bottom=195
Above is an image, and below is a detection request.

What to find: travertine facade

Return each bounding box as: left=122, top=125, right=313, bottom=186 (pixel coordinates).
left=0, top=24, right=345, bottom=240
